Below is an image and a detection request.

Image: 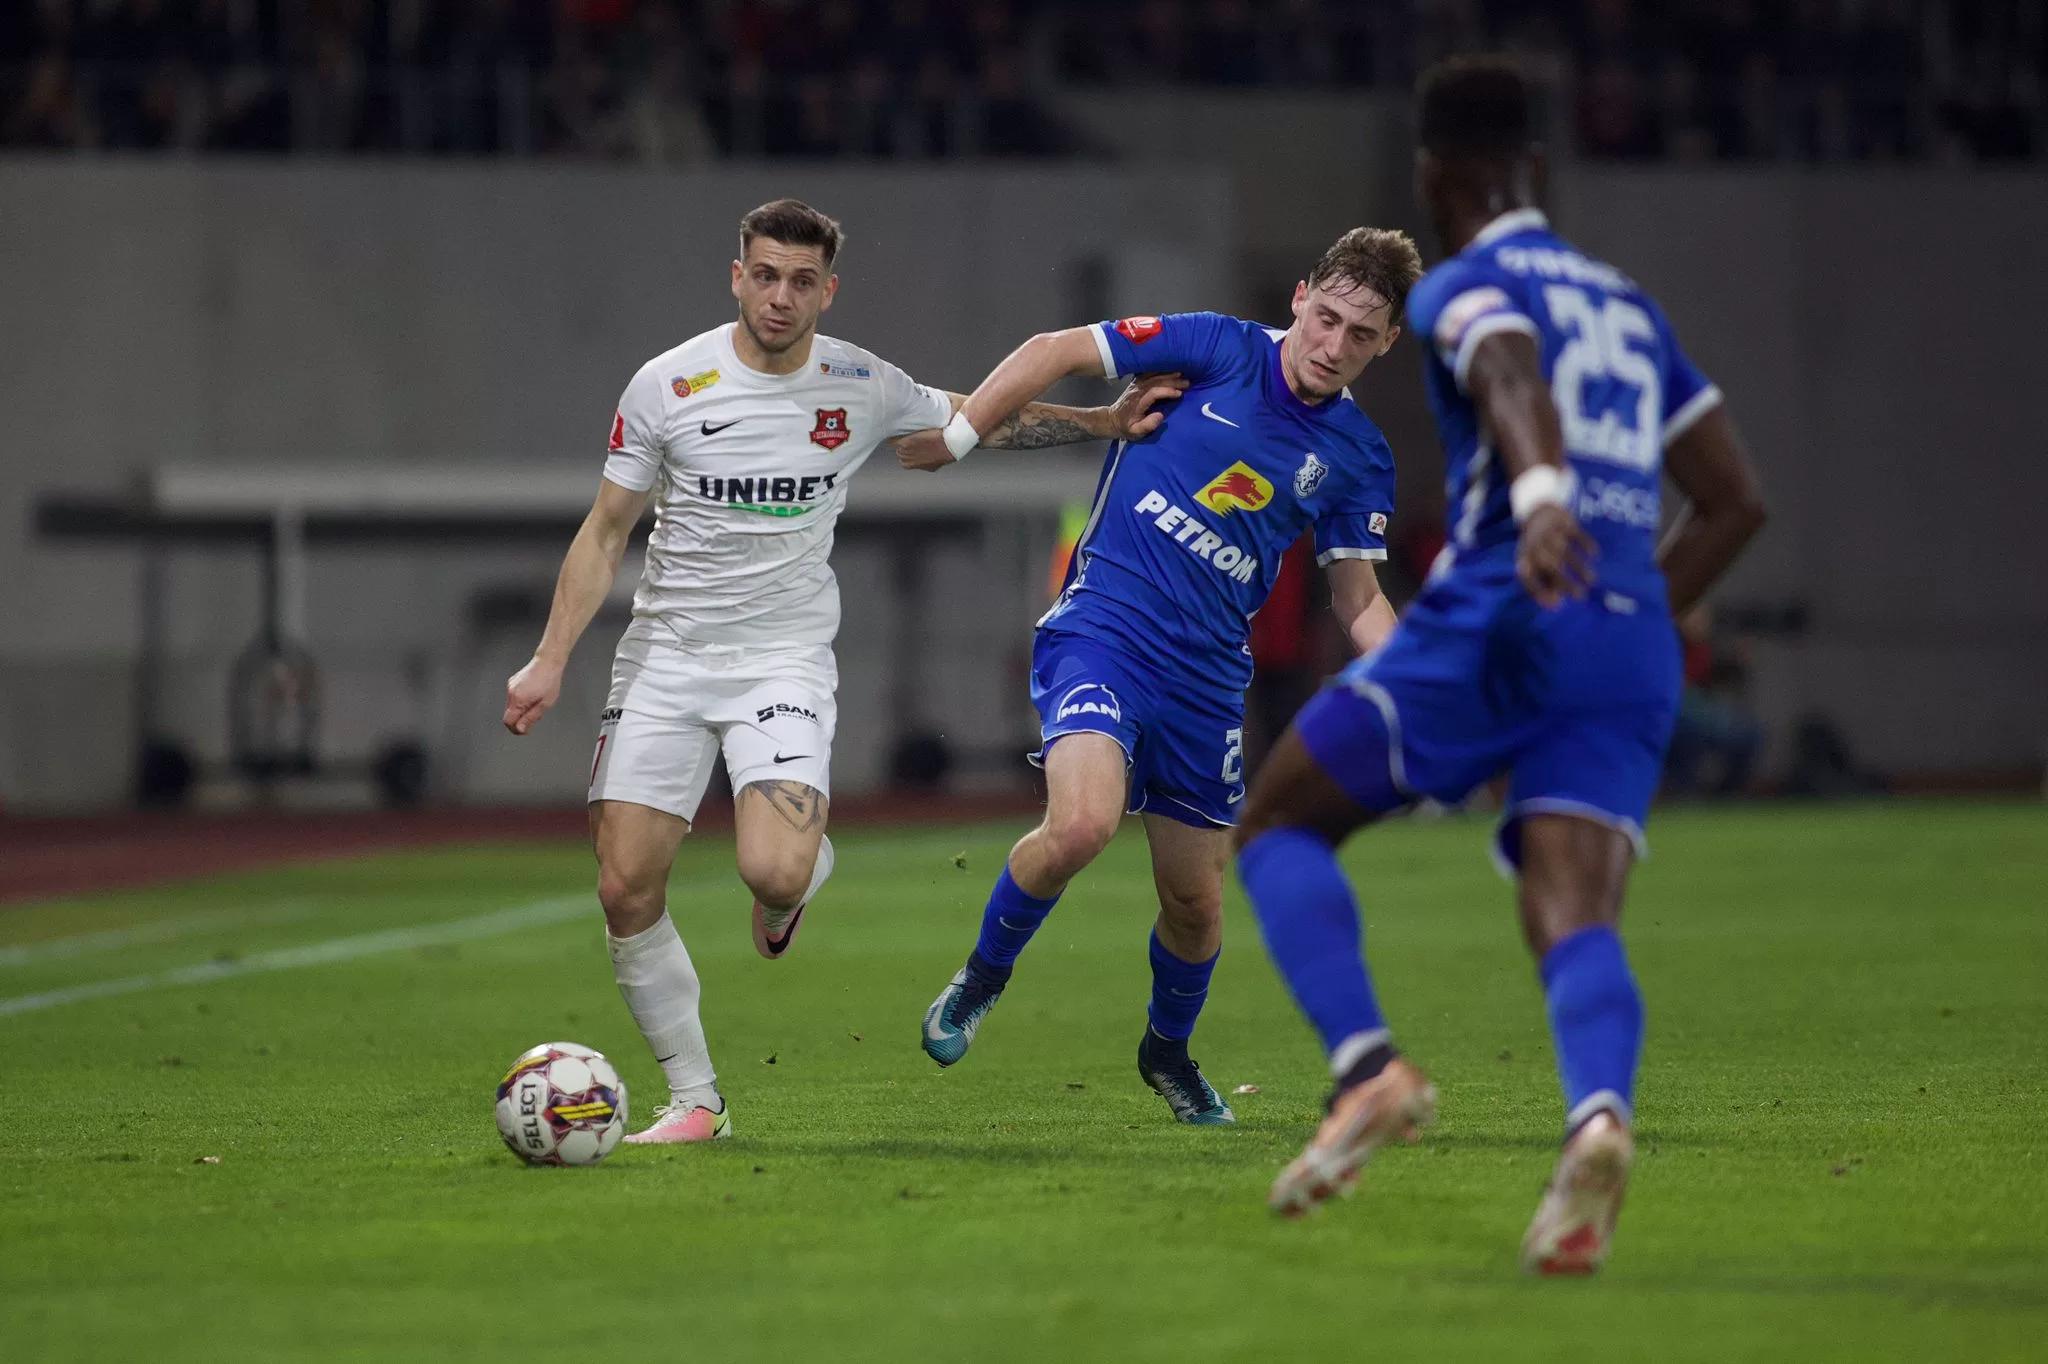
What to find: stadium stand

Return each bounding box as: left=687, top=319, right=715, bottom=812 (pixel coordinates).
left=2, top=1, right=2039, bottom=162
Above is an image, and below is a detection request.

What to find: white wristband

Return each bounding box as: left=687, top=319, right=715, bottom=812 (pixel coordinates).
left=1510, top=463, right=1579, bottom=524
left=942, top=410, right=980, bottom=462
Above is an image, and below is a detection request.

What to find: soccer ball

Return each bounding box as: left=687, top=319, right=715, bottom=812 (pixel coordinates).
left=494, top=1041, right=629, bottom=1166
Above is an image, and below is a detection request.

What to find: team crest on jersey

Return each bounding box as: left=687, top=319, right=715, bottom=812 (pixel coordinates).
left=671, top=368, right=720, bottom=399
left=1293, top=452, right=1329, bottom=499
left=1369, top=512, right=1388, bottom=535
left=1114, top=316, right=1163, bottom=344
left=810, top=408, right=851, bottom=450
left=1194, top=461, right=1274, bottom=516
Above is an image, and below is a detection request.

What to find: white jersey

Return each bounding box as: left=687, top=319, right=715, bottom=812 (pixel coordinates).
left=603, top=323, right=952, bottom=645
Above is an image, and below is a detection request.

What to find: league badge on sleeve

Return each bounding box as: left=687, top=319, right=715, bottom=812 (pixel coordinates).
left=810, top=408, right=851, bottom=450
left=608, top=411, right=626, bottom=451
left=1114, top=316, right=1163, bottom=344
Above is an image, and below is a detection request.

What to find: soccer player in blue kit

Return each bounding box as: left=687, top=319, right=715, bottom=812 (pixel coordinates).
left=1232, top=59, right=1768, bottom=1271
left=895, top=229, right=1426, bottom=1123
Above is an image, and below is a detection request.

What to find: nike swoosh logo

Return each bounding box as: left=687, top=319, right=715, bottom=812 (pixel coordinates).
left=701, top=419, right=742, bottom=436
left=1227, top=790, right=1246, bottom=804
left=772, top=753, right=811, bottom=765
left=1200, top=402, right=1238, bottom=428
left=925, top=1004, right=951, bottom=1042
left=764, top=906, right=802, bottom=953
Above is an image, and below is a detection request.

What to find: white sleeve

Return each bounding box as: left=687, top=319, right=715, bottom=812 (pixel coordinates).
left=872, top=356, right=955, bottom=439
left=601, top=365, right=667, bottom=491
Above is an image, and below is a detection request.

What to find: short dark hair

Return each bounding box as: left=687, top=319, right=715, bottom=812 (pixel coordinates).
left=739, top=198, right=842, bottom=269
left=1417, top=56, right=1533, bottom=158
left=1307, top=227, right=1425, bottom=323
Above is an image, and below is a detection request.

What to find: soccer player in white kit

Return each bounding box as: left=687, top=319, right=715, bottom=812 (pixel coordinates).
left=503, top=199, right=1181, bottom=1143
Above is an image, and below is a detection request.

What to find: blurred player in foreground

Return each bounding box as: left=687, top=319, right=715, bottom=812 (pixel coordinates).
left=898, top=229, right=1424, bottom=1123
left=504, top=199, right=1172, bottom=1143
left=1234, top=61, right=1767, bottom=1270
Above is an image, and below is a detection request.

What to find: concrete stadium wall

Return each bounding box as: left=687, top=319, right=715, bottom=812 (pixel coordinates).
left=0, top=152, right=2040, bottom=809
left=0, top=159, right=1232, bottom=811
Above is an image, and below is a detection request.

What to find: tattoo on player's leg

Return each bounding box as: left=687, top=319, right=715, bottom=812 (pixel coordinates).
left=749, top=779, right=826, bottom=834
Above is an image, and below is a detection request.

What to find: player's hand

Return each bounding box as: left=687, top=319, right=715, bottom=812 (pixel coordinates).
left=504, top=655, right=565, bottom=735
left=1108, top=372, right=1188, bottom=439
left=893, top=427, right=955, bottom=472
left=1516, top=505, right=1599, bottom=609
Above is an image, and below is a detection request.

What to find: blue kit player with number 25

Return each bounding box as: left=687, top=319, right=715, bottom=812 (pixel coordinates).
left=893, top=229, right=1424, bottom=1124
left=1233, top=58, right=1768, bottom=1271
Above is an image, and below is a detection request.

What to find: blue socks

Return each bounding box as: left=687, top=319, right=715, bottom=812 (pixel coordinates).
left=1540, top=925, right=1644, bottom=1130
left=1242, top=826, right=1644, bottom=1131
left=1238, top=827, right=1391, bottom=1073
left=971, top=868, right=1221, bottom=1046
left=1146, top=930, right=1218, bottom=1041
left=968, top=866, right=1061, bottom=983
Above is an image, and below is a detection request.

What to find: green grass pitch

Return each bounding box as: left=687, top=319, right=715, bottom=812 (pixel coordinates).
left=2, top=801, right=2043, bottom=1362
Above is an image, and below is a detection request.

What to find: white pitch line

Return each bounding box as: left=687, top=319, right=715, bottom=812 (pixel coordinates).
left=0, top=890, right=596, bottom=1019
left=0, top=899, right=329, bottom=969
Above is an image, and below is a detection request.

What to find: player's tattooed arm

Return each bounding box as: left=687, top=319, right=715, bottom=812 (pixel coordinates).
left=747, top=779, right=827, bottom=833
left=980, top=402, right=1098, bottom=449
left=899, top=373, right=1187, bottom=470
left=960, top=373, right=1189, bottom=449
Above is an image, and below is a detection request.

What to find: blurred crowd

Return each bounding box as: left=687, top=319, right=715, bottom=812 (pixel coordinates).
left=3, top=0, right=2040, bottom=160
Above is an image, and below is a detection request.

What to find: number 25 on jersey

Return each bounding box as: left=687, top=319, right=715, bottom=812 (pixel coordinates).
left=1542, top=285, right=1662, bottom=472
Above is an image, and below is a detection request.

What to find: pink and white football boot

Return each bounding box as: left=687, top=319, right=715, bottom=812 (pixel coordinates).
left=622, top=1098, right=733, bottom=1145
left=752, top=835, right=834, bottom=960
left=1520, top=1110, right=1634, bottom=1274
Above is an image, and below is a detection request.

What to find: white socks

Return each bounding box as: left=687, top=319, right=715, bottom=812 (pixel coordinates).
left=607, top=912, right=721, bottom=1111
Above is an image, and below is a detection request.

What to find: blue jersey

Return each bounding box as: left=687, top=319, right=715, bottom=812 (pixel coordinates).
left=1043, top=311, right=1398, bottom=693
left=1404, top=209, right=1721, bottom=606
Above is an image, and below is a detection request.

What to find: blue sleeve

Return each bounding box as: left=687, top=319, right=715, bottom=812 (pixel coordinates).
left=1650, top=301, right=1723, bottom=443
left=1093, top=311, right=1234, bottom=382
left=1313, top=434, right=1396, bottom=565
left=1409, top=258, right=1539, bottom=394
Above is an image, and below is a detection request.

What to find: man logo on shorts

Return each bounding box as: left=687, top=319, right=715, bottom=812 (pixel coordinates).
left=1054, top=684, right=1122, bottom=725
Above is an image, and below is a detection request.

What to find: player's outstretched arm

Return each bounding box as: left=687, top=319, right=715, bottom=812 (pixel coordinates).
left=895, top=326, right=1138, bottom=470
left=503, top=477, right=650, bottom=736
left=897, top=372, right=1185, bottom=470
left=1466, top=331, right=1597, bottom=609
left=1327, top=558, right=1398, bottom=654
left=978, top=373, right=1186, bottom=449
left=1658, top=405, right=1766, bottom=616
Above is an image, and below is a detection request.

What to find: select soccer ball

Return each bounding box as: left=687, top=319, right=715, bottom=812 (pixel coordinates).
left=494, top=1041, right=629, bottom=1166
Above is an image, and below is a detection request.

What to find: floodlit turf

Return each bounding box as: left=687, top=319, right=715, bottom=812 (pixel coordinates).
left=2, top=802, right=2044, bottom=1362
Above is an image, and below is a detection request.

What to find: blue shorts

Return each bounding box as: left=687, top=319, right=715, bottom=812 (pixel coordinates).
left=1030, top=628, right=1246, bottom=828
left=1295, top=578, right=1680, bottom=874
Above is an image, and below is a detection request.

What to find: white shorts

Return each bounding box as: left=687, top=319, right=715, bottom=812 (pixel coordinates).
left=588, top=619, right=837, bottom=823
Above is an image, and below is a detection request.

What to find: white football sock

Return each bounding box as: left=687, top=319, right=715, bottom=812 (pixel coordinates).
left=607, top=912, right=721, bottom=1110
